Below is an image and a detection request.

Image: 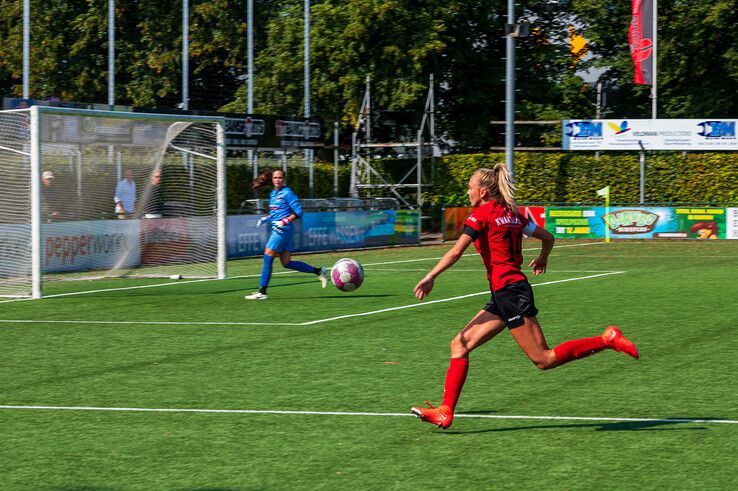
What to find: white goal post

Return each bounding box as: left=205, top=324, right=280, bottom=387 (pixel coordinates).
left=0, top=106, right=227, bottom=298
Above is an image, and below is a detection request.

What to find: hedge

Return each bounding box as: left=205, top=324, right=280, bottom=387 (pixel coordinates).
left=224, top=152, right=737, bottom=230
left=429, top=152, right=738, bottom=206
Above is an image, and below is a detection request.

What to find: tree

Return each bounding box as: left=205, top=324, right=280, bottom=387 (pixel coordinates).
left=572, top=0, right=738, bottom=119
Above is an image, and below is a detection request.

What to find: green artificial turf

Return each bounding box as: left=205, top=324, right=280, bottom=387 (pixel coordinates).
left=1, top=240, right=736, bottom=489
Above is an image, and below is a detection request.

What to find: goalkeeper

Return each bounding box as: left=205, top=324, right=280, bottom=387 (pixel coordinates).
left=245, top=168, right=330, bottom=300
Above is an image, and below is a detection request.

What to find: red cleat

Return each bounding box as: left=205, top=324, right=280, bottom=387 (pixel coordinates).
left=602, top=326, right=639, bottom=359
left=411, top=402, right=453, bottom=429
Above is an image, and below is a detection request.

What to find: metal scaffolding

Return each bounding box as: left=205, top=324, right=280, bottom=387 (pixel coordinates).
left=350, top=75, right=436, bottom=209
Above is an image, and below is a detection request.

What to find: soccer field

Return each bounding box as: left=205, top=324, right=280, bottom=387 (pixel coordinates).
left=1, top=239, right=737, bottom=489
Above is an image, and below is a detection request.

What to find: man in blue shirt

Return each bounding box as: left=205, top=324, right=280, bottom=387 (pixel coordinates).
left=245, top=169, right=330, bottom=300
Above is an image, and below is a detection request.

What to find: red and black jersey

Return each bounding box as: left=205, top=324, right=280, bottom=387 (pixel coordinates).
left=464, top=200, right=529, bottom=291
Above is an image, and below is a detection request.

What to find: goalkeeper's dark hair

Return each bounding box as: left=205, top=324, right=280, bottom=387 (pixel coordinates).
left=252, top=168, right=286, bottom=189
left=472, top=164, right=519, bottom=215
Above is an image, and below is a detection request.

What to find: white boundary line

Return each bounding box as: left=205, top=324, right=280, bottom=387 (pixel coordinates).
left=0, top=405, right=735, bottom=425
left=0, top=271, right=625, bottom=328
left=0, top=241, right=607, bottom=304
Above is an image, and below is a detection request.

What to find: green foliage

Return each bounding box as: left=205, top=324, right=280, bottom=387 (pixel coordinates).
left=571, top=0, right=738, bottom=119
left=226, top=160, right=352, bottom=211
left=3, top=2, right=738, bottom=151
left=430, top=152, right=738, bottom=206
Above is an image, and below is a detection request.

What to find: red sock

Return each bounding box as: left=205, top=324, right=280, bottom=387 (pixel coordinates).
left=441, top=358, right=469, bottom=410
left=553, top=336, right=607, bottom=366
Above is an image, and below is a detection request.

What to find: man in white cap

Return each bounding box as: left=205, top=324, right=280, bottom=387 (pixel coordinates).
left=114, top=168, right=136, bottom=219
left=41, top=171, right=61, bottom=221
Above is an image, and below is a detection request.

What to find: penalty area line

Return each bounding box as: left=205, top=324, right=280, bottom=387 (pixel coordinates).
left=0, top=405, right=735, bottom=425
left=301, top=271, right=625, bottom=326
left=0, top=241, right=607, bottom=304
left=0, top=272, right=625, bottom=328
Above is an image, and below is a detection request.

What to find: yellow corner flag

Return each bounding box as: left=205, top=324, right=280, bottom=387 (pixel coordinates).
left=597, top=186, right=610, bottom=243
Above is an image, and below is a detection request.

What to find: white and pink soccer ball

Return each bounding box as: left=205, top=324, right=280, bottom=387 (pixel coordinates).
left=331, top=258, right=365, bottom=292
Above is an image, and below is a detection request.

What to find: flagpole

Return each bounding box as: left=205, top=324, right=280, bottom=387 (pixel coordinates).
left=598, top=186, right=610, bottom=243
left=651, top=0, right=657, bottom=119
left=605, top=189, right=610, bottom=243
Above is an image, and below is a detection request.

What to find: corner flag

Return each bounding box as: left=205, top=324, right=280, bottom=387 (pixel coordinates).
left=597, top=186, right=610, bottom=242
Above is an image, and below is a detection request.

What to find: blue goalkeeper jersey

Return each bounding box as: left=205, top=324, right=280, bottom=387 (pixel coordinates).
left=269, top=186, right=303, bottom=229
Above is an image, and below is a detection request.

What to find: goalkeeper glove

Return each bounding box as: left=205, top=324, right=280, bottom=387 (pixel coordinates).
left=256, top=216, right=270, bottom=229
left=272, top=217, right=292, bottom=231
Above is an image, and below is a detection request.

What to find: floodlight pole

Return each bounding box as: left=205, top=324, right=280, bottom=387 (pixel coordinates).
left=23, top=0, right=30, bottom=98
left=108, top=0, right=115, bottom=107
left=247, top=0, right=255, bottom=197
left=304, top=0, right=314, bottom=197
left=247, top=0, right=254, bottom=114
left=504, top=0, right=516, bottom=180
left=651, top=0, right=657, bottom=119
left=182, top=0, right=189, bottom=110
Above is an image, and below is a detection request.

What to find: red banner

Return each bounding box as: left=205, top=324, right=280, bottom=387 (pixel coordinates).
left=629, top=0, right=654, bottom=85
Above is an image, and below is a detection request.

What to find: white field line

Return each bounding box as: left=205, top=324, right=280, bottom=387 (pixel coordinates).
left=368, top=268, right=616, bottom=273
left=0, top=319, right=303, bottom=326
left=0, top=404, right=735, bottom=425
left=0, top=271, right=625, bottom=328
left=0, top=241, right=607, bottom=304
left=300, top=272, right=624, bottom=326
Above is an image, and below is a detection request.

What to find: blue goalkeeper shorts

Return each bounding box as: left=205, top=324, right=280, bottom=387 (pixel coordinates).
left=265, top=228, right=293, bottom=253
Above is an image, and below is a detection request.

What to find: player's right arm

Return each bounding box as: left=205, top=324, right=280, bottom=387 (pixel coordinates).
left=414, top=233, right=474, bottom=300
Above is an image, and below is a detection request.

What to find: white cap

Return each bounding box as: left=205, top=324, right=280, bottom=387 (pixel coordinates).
left=42, top=171, right=55, bottom=179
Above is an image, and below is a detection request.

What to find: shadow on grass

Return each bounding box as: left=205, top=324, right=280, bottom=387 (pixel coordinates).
left=51, top=278, right=393, bottom=299
left=440, top=418, right=711, bottom=434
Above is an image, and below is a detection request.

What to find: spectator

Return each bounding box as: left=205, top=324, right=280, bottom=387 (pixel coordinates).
left=41, top=170, right=61, bottom=222
left=114, top=169, right=136, bottom=219
left=142, top=169, right=164, bottom=218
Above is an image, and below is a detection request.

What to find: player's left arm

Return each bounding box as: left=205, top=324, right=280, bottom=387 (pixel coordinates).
left=285, top=189, right=303, bottom=220
left=525, top=223, right=555, bottom=275
left=414, top=233, right=474, bottom=300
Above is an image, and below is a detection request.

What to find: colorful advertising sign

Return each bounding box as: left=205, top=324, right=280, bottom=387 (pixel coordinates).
left=546, top=207, right=728, bottom=239
left=562, top=119, right=738, bottom=151
left=140, top=217, right=218, bottom=266
left=227, top=210, right=420, bottom=258
left=227, top=215, right=268, bottom=257
left=43, top=220, right=141, bottom=272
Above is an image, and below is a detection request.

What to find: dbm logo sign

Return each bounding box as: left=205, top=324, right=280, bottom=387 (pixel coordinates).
left=564, top=121, right=602, bottom=138
left=697, top=121, right=735, bottom=138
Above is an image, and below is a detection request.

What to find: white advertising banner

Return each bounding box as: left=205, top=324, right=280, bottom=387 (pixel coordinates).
left=562, top=119, right=738, bottom=151
left=43, top=220, right=141, bottom=273
left=727, top=208, right=738, bottom=240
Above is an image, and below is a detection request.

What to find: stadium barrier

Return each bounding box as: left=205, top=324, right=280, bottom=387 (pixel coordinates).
left=443, top=206, right=738, bottom=240
left=0, top=210, right=420, bottom=276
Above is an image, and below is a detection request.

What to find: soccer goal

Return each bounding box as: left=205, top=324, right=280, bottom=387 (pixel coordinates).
left=0, top=106, right=227, bottom=298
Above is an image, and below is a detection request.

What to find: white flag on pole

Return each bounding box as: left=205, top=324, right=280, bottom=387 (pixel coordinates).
left=596, top=186, right=609, bottom=197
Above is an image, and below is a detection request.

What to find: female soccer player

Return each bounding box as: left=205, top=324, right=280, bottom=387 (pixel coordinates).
left=411, top=164, right=639, bottom=429
left=244, top=169, right=330, bottom=300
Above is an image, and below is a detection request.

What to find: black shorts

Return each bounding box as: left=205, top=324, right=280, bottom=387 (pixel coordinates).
left=483, top=280, right=538, bottom=328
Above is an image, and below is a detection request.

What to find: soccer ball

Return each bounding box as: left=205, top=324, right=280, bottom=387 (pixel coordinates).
left=331, top=258, right=365, bottom=292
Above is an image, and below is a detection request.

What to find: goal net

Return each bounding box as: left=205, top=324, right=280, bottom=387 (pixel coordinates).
left=0, top=106, right=226, bottom=298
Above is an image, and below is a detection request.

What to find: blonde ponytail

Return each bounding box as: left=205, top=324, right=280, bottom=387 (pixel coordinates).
left=472, top=164, right=519, bottom=215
